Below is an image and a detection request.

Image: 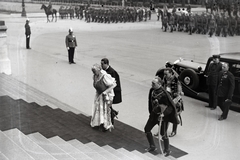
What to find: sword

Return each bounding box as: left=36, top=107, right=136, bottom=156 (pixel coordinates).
left=158, top=113, right=164, bottom=154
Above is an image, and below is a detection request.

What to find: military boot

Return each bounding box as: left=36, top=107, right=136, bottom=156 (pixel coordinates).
left=163, top=138, right=171, bottom=156
left=145, top=132, right=157, bottom=152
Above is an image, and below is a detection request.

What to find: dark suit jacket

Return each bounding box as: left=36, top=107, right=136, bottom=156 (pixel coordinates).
left=206, top=62, right=222, bottom=86
left=25, top=23, right=31, bottom=36
left=106, top=66, right=122, bottom=104
left=217, top=70, right=235, bottom=100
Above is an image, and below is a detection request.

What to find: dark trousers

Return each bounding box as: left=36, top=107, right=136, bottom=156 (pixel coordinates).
left=144, top=113, right=169, bottom=138
left=208, top=85, right=218, bottom=108
left=68, top=47, right=75, bottom=63
left=144, top=106, right=172, bottom=137
left=26, top=35, right=30, bottom=49
left=218, top=97, right=232, bottom=119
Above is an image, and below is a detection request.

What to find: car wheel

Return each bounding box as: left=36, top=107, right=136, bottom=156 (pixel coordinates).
left=179, top=69, right=199, bottom=90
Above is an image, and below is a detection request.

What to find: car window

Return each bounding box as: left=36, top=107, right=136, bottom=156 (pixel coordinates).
left=231, top=63, right=240, bottom=78
left=231, top=63, right=240, bottom=98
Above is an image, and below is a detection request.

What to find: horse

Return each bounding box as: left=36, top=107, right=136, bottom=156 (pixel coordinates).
left=40, top=4, right=57, bottom=22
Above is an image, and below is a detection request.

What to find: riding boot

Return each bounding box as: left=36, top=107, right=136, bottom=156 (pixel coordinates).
left=145, top=132, right=157, bottom=152
left=163, top=138, right=171, bottom=156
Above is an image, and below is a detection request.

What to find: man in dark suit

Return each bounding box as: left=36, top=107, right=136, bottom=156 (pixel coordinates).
left=65, top=28, right=77, bottom=64
left=217, top=62, right=235, bottom=121
left=101, top=58, right=122, bottom=124
left=206, top=54, right=222, bottom=110
left=25, top=19, right=31, bottom=49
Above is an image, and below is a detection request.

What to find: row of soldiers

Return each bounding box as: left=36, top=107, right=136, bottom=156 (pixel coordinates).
left=82, top=7, right=152, bottom=23
left=161, top=11, right=240, bottom=37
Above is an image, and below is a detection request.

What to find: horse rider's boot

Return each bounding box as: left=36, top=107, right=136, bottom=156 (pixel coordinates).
left=145, top=132, right=157, bottom=152
left=163, top=137, right=171, bottom=156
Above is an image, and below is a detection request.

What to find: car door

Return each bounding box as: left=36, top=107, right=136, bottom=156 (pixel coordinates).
left=229, top=62, right=240, bottom=104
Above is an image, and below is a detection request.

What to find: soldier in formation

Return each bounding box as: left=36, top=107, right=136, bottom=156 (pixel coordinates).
left=160, top=8, right=240, bottom=37
left=80, top=7, right=152, bottom=24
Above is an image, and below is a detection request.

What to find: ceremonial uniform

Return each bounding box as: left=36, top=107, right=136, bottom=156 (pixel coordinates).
left=229, top=16, right=236, bottom=36
left=217, top=69, right=235, bottom=120
left=24, top=19, right=31, bottom=49
left=145, top=78, right=179, bottom=156
left=162, top=14, right=168, bottom=32
left=206, top=55, right=222, bottom=109
left=216, top=16, right=223, bottom=36
left=169, top=14, right=175, bottom=32
left=222, top=16, right=229, bottom=37
left=209, top=16, right=216, bottom=37
left=65, top=28, right=77, bottom=64
left=236, top=17, right=240, bottom=35
left=189, top=15, right=195, bottom=35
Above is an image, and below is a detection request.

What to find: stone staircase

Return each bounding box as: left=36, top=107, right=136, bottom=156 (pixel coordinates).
left=0, top=73, right=187, bottom=159
left=0, top=128, right=176, bottom=160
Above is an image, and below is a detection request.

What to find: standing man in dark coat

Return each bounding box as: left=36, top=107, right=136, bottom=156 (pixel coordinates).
left=25, top=19, right=31, bottom=49
left=217, top=63, right=235, bottom=121
left=145, top=77, right=179, bottom=156
left=206, top=54, right=222, bottom=110
left=65, top=28, right=77, bottom=64
left=101, top=58, right=122, bottom=124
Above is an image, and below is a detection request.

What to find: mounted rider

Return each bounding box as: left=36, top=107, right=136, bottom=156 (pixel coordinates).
left=48, top=0, right=53, bottom=13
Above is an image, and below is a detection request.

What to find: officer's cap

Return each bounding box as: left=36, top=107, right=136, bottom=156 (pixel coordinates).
left=212, top=54, right=220, bottom=59
left=26, top=18, right=30, bottom=22
left=69, top=28, right=73, bottom=33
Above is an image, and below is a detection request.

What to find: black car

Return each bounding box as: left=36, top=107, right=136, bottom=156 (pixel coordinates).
left=156, top=52, right=240, bottom=112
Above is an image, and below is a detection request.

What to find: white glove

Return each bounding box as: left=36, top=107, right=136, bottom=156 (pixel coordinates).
left=67, top=47, right=69, bottom=50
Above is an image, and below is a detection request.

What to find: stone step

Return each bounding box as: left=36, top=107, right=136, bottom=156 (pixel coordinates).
left=48, top=136, right=92, bottom=160
left=0, top=75, right=47, bottom=106
left=144, top=152, right=175, bottom=160
left=85, top=142, right=121, bottom=160
left=131, top=150, right=153, bottom=160
left=101, top=145, right=133, bottom=160
left=3, top=128, right=57, bottom=160
left=27, top=132, right=75, bottom=160
left=116, top=148, right=145, bottom=160
left=0, top=73, right=81, bottom=113
left=0, top=130, right=34, bottom=160
left=0, top=93, right=183, bottom=160
left=67, top=139, right=108, bottom=160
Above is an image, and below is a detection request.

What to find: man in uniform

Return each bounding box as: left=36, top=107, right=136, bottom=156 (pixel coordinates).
left=162, top=13, right=168, bottom=32
left=48, top=0, right=53, bottom=13
left=209, top=14, right=216, bottom=37
left=228, top=15, right=237, bottom=36
left=201, top=13, right=208, bottom=34
left=217, top=63, right=235, bottom=121
left=145, top=77, right=179, bottom=156
left=189, top=12, right=195, bottom=35
left=222, top=14, right=229, bottom=37
left=236, top=15, right=240, bottom=35
left=163, top=68, right=184, bottom=138
left=206, top=55, right=222, bottom=110
left=169, top=13, right=175, bottom=32
left=65, top=28, right=77, bottom=64
left=184, top=13, right=190, bottom=32
left=172, top=4, right=176, bottom=14
left=25, top=19, right=31, bottom=49
left=215, top=13, right=223, bottom=36
left=178, top=12, right=184, bottom=31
